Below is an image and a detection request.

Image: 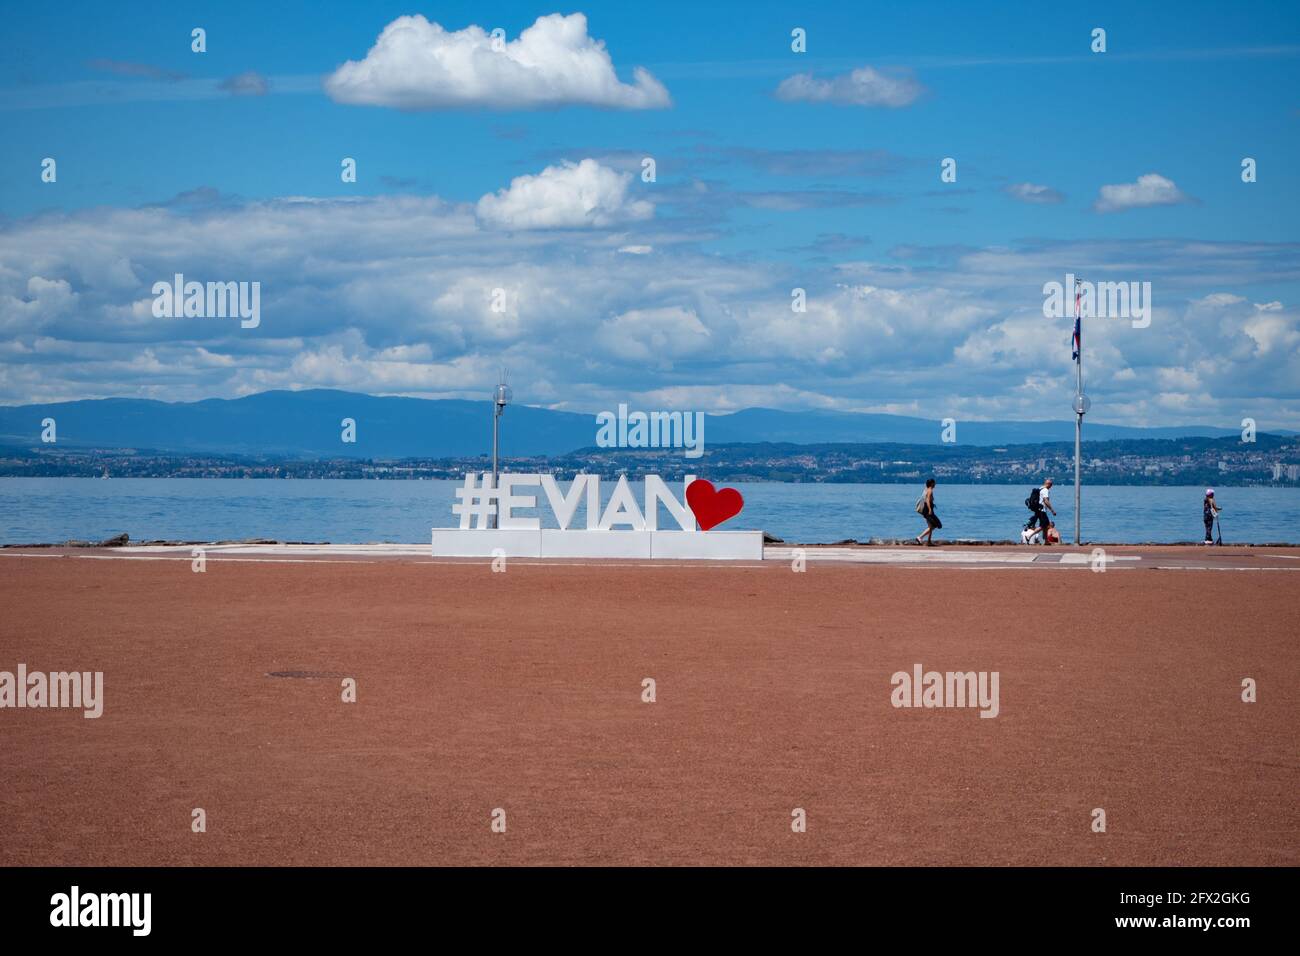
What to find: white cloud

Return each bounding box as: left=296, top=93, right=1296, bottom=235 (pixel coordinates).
left=737, top=284, right=994, bottom=368
left=1094, top=173, right=1190, bottom=213
left=775, top=66, right=923, bottom=108
left=476, top=159, right=653, bottom=230
left=324, top=13, right=670, bottom=110
left=1004, top=182, right=1064, bottom=204
left=595, top=306, right=711, bottom=364
left=0, top=276, right=77, bottom=333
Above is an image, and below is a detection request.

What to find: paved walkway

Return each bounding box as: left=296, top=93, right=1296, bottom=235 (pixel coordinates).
left=4, top=541, right=1298, bottom=571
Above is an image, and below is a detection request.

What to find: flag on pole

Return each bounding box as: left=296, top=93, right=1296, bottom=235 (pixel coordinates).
left=1071, top=283, right=1082, bottom=361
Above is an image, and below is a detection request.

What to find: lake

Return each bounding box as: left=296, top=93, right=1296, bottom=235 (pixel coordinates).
left=2, top=477, right=1297, bottom=545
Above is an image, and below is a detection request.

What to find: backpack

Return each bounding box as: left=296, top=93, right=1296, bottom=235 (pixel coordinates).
left=915, top=496, right=927, bottom=514
left=1025, top=486, right=1041, bottom=510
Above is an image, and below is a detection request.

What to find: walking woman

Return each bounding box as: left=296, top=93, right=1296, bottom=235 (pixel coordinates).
left=915, top=478, right=941, bottom=546
left=1202, top=488, right=1221, bottom=544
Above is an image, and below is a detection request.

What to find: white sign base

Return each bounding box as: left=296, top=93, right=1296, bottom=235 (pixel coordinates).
left=431, top=528, right=763, bottom=561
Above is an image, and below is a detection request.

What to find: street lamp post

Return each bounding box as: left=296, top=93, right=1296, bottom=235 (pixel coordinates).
left=490, top=379, right=512, bottom=529
left=1073, top=384, right=1089, bottom=545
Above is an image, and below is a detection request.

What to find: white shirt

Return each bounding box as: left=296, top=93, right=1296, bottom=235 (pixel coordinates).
left=1040, top=484, right=1052, bottom=507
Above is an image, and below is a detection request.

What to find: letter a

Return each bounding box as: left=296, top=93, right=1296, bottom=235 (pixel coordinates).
left=890, top=671, right=910, bottom=708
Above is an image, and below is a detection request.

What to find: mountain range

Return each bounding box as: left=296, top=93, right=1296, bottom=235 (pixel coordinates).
left=0, top=389, right=1287, bottom=458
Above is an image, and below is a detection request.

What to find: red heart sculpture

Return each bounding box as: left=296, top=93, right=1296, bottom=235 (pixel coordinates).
left=686, top=479, right=744, bottom=531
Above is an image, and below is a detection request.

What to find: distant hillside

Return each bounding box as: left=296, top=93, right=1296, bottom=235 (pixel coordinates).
left=0, top=389, right=1288, bottom=458
left=0, top=390, right=593, bottom=458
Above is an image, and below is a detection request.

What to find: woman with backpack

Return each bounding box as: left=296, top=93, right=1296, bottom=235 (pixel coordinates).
left=915, top=478, right=940, bottom=546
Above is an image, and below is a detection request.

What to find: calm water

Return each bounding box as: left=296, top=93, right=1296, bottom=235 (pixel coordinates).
left=2, top=477, right=1297, bottom=544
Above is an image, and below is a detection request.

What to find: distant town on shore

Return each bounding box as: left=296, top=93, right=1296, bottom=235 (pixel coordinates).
left=3, top=433, right=1297, bottom=487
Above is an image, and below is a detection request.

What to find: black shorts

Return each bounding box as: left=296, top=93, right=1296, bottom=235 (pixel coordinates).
left=1030, top=508, right=1049, bottom=530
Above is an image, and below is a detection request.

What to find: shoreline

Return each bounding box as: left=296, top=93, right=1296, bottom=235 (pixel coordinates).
left=6, top=537, right=1300, bottom=550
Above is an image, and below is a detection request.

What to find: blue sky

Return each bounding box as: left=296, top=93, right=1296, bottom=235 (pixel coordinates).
left=1, top=1, right=1298, bottom=428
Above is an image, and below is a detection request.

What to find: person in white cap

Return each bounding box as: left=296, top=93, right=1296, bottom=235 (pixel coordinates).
left=1202, top=489, right=1221, bottom=544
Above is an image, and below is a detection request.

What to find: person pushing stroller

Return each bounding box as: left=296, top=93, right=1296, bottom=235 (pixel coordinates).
left=1021, top=477, right=1057, bottom=545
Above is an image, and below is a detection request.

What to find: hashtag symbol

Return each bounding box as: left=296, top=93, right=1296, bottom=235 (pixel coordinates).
left=452, top=473, right=499, bottom=529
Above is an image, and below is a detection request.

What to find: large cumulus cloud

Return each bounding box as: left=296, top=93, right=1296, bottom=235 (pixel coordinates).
left=324, top=13, right=670, bottom=111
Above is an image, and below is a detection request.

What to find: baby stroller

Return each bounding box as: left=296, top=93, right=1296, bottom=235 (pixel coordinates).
left=1020, top=519, right=1060, bottom=545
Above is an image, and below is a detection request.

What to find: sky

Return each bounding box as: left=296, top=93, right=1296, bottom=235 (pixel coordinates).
left=0, top=0, right=1297, bottom=429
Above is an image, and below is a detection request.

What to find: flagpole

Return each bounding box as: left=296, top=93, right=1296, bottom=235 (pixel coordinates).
left=1073, top=278, right=1084, bottom=546
left=1075, top=342, right=1082, bottom=546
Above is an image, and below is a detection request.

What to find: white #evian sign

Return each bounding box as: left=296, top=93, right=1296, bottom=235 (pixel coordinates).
left=452, top=473, right=696, bottom=531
